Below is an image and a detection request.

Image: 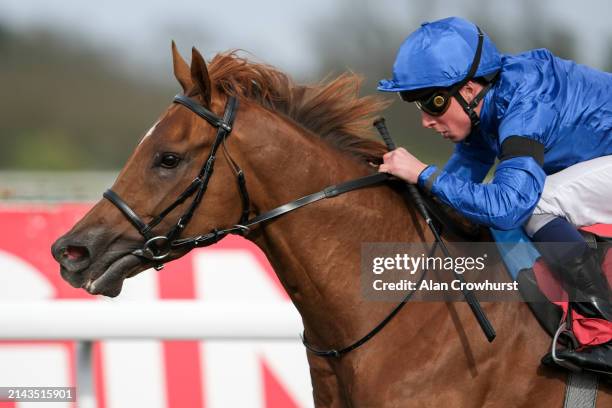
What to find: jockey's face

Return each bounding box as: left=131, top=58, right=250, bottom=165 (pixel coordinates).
left=419, top=81, right=484, bottom=143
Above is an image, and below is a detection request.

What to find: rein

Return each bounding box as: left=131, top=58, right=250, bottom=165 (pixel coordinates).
left=103, top=93, right=494, bottom=358
left=170, top=172, right=392, bottom=250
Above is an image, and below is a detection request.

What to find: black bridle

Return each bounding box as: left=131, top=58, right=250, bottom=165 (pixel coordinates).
left=103, top=93, right=494, bottom=357
left=103, top=94, right=249, bottom=270
left=103, top=93, right=389, bottom=270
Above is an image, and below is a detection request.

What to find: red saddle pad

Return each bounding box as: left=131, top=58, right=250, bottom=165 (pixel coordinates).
left=533, top=247, right=612, bottom=347
left=580, top=223, right=612, bottom=239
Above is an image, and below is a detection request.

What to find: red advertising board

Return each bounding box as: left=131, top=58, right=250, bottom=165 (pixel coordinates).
left=0, top=203, right=311, bottom=408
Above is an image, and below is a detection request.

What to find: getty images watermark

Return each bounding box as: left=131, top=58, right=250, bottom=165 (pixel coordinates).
left=361, top=243, right=523, bottom=302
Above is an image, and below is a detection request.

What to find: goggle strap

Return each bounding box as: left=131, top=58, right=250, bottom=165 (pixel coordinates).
left=466, top=27, right=484, bottom=84
left=449, top=26, right=492, bottom=128
left=446, top=26, right=484, bottom=97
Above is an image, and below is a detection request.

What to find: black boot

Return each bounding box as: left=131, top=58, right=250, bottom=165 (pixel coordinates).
left=560, top=248, right=612, bottom=321
left=541, top=248, right=612, bottom=377
left=545, top=343, right=612, bottom=376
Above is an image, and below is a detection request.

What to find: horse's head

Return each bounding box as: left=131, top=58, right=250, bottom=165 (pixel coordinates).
left=52, top=43, right=388, bottom=297
left=51, top=44, right=253, bottom=297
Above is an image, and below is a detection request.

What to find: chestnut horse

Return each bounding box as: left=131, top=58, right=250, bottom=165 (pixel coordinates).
left=51, top=44, right=611, bottom=407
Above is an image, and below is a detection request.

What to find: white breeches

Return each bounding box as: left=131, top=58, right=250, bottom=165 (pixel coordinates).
left=524, top=155, right=612, bottom=236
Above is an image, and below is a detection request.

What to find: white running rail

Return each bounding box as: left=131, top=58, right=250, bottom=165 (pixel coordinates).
left=0, top=301, right=305, bottom=408
left=0, top=301, right=303, bottom=340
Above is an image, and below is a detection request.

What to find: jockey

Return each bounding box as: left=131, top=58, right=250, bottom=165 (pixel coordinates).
left=378, top=17, right=612, bottom=376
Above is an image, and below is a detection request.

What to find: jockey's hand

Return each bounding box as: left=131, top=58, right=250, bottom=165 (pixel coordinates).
left=378, top=147, right=428, bottom=184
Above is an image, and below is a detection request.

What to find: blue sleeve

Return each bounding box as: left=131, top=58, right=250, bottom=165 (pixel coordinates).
left=418, top=156, right=546, bottom=230
left=497, top=92, right=555, bottom=146
left=442, top=141, right=496, bottom=183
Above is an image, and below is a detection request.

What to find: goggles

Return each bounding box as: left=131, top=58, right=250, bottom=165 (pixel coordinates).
left=399, top=89, right=452, bottom=116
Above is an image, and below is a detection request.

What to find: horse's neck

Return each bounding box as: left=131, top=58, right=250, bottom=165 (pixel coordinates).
left=240, top=115, right=427, bottom=346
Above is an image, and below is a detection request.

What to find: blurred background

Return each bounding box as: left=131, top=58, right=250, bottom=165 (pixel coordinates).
left=0, top=2, right=610, bottom=407
left=1, top=0, right=610, bottom=195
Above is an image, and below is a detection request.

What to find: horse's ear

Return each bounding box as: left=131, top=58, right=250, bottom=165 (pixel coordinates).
left=190, top=47, right=212, bottom=108
left=171, top=41, right=192, bottom=93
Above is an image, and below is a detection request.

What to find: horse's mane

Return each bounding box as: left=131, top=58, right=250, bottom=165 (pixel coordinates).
left=205, top=51, right=391, bottom=164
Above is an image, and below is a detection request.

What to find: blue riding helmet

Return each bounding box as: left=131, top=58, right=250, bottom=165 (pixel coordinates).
left=379, top=17, right=502, bottom=129
left=378, top=17, right=502, bottom=92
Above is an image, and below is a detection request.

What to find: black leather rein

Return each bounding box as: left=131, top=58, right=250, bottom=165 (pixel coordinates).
left=103, top=93, right=492, bottom=358
left=102, top=93, right=402, bottom=358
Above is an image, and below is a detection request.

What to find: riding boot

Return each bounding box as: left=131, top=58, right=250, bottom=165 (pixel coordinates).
left=559, top=248, right=612, bottom=321
left=541, top=248, right=612, bottom=377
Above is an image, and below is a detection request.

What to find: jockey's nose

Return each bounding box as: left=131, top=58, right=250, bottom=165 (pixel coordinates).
left=421, top=112, right=437, bottom=129
left=51, top=236, right=92, bottom=275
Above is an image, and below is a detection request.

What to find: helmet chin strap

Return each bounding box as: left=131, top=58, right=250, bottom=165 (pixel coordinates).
left=446, top=25, right=498, bottom=130
left=453, top=79, right=496, bottom=129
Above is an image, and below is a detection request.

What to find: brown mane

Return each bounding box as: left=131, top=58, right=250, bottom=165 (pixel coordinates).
left=202, top=51, right=390, bottom=164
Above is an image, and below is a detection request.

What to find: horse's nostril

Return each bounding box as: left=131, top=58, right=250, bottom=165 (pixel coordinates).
left=64, top=245, right=89, bottom=262
left=55, top=244, right=91, bottom=274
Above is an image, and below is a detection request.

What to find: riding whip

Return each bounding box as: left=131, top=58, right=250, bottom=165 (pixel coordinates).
left=374, top=117, right=496, bottom=342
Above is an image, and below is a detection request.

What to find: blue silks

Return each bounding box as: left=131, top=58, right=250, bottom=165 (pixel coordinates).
left=490, top=228, right=540, bottom=280
left=415, top=48, right=612, bottom=230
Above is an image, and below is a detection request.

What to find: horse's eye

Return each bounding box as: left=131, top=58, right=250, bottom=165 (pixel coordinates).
left=159, top=153, right=181, bottom=169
